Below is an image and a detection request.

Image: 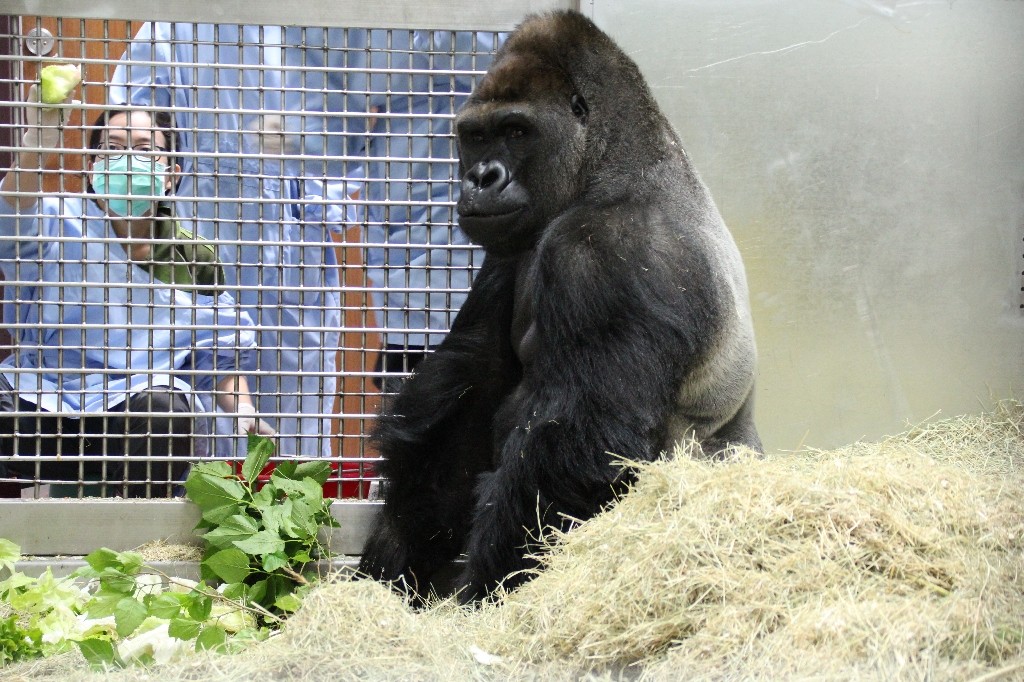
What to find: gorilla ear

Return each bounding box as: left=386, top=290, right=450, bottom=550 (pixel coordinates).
left=570, top=94, right=589, bottom=124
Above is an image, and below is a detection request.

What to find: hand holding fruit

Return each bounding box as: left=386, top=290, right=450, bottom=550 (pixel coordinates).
left=22, top=63, right=81, bottom=151
left=39, top=63, right=82, bottom=105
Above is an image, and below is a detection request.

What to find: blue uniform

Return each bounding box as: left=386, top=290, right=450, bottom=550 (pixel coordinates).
left=283, top=28, right=503, bottom=350
left=0, top=197, right=256, bottom=457
left=110, top=23, right=348, bottom=457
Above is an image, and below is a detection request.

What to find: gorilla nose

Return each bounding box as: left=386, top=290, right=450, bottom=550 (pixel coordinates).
left=463, top=160, right=511, bottom=193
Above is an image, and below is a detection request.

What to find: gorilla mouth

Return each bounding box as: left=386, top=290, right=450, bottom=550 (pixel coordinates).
left=459, top=208, right=528, bottom=250
left=459, top=207, right=524, bottom=222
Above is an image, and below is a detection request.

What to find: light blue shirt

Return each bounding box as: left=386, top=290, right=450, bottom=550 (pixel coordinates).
left=283, top=28, right=504, bottom=348
left=109, top=23, right=348, bottom=456
left=0, top=197, right=255, bottom=414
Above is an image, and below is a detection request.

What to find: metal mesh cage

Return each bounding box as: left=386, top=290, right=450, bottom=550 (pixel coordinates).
left=0, top=16, right=508, bottom=499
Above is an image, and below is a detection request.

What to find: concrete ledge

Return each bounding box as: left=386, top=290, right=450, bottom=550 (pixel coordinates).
left=12, top=558, right=362, bottom=580
left=0, top=499, right=381, bottom=557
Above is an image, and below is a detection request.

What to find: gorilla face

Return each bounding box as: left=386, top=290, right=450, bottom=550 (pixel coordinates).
left=456, top=58, right=589, bottom=256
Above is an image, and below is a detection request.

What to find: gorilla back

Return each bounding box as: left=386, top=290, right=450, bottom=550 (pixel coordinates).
left=358, top=10, right=761, bottom=602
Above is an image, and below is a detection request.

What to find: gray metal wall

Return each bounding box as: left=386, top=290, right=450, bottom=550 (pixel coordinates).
left=585, top=0, right=1024, bottom=450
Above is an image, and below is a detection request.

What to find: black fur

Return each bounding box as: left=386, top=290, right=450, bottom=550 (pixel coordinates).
left=357, top=10, right=761, bottom=602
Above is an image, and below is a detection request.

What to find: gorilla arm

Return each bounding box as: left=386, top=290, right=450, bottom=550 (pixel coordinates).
left=458, top=204, right=723, bottom=598
left=357, top=256, right=519, bottom=592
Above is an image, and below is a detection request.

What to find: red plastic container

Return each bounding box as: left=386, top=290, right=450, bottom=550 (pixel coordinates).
left=229, top=459, right=376, bottom=499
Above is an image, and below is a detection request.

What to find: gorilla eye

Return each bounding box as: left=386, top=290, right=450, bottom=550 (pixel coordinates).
left=570, top=94, right=589, bottom=123
left=508, top=126, right=527, bottom=139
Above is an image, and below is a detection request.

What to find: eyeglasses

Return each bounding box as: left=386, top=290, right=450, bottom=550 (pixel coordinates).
left=95, top=141, right=169, bottom=158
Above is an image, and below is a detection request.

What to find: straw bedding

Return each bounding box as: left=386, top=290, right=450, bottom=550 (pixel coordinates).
left=6, top=401, right=1022, bottom=681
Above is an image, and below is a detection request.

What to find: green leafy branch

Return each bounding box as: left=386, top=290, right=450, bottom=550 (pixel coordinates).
left=0, top=434, right=340, bottom=670
left=184, top=433, right=339, bottom=618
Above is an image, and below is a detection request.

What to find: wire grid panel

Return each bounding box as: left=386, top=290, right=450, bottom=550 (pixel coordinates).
left=0, top=16, right=505, bottom=498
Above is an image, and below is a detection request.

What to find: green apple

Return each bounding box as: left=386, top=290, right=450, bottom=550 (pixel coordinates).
left=39, top=63, right=81, bottom=105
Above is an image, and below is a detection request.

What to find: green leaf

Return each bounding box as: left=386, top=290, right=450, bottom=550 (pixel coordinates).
left=80, top=547, right=143, bottom=577
left=189, top=460, right=234, bottom=479
left=288, top=498, right=323, bottom=538
left=272, top=475, right=316, bottom=500
left=123, top=557, right=145, bottom=576
left=200, top=497, right=248, bottom=527
left=319, top=505, right=340, bottom=529
left=146, top=593, right=183, bottom=620
left=264, top=459, right=331, bottom=488
left=221, top=582, right=247, bottom=601
left=293, top=460, right=332, bottom=486
left=77, top=637, right=122, bottom=670
left=97, top=567, right=136, bottom=595
left=222, top=513, right=261, bottom=535
left=0, top=613, right=42, bottom=664
left=273, top=460, right=297, bottom=479
left=202, top=548, right=252, bottom=584
left=113, top=597, right=148, bottom=638
left=247, top=433, right=276, bottom=464
left=83, top=548, right=120, bottom=573
left=192, top=517, right=217, bottom=532
left=247, top=579, right=268, bottom=605
left=251, top=484, right=278, bottom=508
left=242, top=439, right=273, bottom=485
left=168, top=617, right=201, bottom=641
left=261, top=552, right=289, bottom=573
left=185, top=593, right=213, bottom=622
left=201, top=514, right=261, bottom=549
left=259, top=501, right=296, bottom=538
left=0, top=538, right=20, bottom=573
left=273, top=593, right=302, bottom=613
left=262, top=574, right=291, bottom=607
left=184, top=466, right=248, bottom=522
left=192, top=499, right=243, bottom=524
left=0, top=572, right=35, bottom=599
left=113, top=550, right=144, bottom=576
left=233, top=530, right=286, bottom=557
left=85, top=592, right=124, bottom=619
left=198, top=561, right=218, bottom=584
left=195, top=625, right=227, bottom=651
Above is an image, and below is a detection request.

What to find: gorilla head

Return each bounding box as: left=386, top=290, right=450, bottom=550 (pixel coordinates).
left=359, top=10, right=761, bottom=603
left=456, top=12, right=665, bottom=256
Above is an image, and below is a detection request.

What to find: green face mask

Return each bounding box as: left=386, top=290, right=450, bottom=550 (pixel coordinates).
left=91, top=154, right=168, bottom=218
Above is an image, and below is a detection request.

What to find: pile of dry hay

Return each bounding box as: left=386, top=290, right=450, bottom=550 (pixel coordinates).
left=8, top=402, right=1023, bottom=681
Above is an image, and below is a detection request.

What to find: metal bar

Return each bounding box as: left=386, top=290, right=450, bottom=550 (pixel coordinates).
left=2, top=0, right=579, bottom=31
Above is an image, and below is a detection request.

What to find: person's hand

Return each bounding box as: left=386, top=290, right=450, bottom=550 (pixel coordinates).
left=22, top=64, right=81, bottom=152
left=236, top=403, right=277, bottom=436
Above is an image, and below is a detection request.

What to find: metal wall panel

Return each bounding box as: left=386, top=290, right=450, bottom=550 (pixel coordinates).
left=3, top=0, right=577, bottom=31
left=590, top=0, right=1024, bottom=450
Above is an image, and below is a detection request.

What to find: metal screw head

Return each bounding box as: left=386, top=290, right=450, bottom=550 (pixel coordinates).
left=24, top=27, right=55, bottom=56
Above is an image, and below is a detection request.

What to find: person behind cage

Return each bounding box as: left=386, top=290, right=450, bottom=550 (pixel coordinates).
left=0, top=74, right=271, bottom=497
left=110, top=23, right=352, bottom=458
left=283, top=28, right=504, bottom=394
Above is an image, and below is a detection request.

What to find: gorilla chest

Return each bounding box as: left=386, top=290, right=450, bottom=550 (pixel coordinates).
left=510, top=255, right=540, bottom=368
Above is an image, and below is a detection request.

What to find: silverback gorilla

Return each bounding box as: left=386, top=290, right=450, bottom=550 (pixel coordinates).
left=358, top=10, right=762, bottom=602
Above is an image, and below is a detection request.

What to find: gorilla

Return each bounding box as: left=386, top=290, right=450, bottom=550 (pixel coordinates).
left=358, top=10, right=761, bottom=602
